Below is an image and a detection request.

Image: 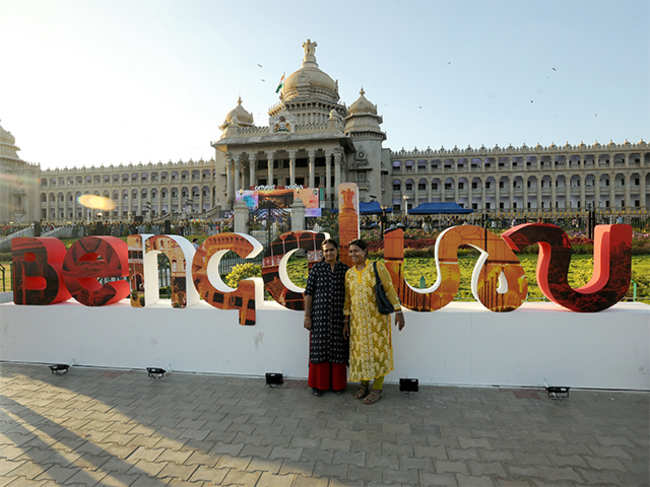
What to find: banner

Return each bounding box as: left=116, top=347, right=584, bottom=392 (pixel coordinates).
left=237, top=187, right=321, bottom=217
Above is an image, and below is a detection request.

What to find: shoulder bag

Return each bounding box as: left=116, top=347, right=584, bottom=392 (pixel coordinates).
left=373, top=261, right=394, bottom=315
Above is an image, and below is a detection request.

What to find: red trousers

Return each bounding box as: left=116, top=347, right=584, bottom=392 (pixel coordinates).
left=308, top=362, right=347, bottom=392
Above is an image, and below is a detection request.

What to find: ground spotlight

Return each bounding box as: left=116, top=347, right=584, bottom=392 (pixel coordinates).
left=265, top=372, right=283, bottom=387
left=147, top=367, right=166, bottom=379
left=546, top=386, right=570, bottom=400
left=49, top=364, right=70, bottom=376
left=400, top=378, right=419, bottom=393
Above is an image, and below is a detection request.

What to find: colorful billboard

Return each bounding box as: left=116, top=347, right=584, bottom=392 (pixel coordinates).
left=236, top=187, right=321, bottom=217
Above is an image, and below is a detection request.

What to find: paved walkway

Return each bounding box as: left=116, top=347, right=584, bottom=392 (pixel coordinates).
left=0, top=363, right=647, bottom=487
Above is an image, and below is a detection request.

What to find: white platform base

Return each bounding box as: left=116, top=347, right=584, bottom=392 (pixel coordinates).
left=1, top=301, right=648, bottom=390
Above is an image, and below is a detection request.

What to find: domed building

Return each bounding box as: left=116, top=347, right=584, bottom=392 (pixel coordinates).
left=2, top=39, right=646, bottom=224
left=211, top=39, right=648, bottom=215
left=0, top=121, right=40, bottom=223
left=212, top=39, right=385, bottom=208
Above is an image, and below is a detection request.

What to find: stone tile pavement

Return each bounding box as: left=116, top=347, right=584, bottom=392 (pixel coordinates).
left=0, top=363, right=647, bottom=486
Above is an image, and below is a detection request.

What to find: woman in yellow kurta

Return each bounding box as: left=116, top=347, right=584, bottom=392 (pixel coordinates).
left=343, top=239, right=405, bottom=405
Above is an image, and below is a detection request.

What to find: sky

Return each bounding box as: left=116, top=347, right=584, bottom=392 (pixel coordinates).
left=1, top=0, right=648, bottom=170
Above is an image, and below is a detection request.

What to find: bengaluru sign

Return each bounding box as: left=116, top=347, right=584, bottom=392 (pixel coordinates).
left=11, top=184, right=631, bottom=323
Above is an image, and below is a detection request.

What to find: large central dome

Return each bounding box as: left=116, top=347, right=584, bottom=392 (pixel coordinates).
left=280, top=39, right=339, bottom=103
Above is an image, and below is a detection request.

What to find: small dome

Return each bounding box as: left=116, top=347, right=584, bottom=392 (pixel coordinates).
left=0, top=119, right=21, bottom=161
left=222, top=97, right=254, bottom=128
left=638, top=138, right=646, bottom=145
left=281, top=40, right=339, bottom=102
left=624, top=139, right=631, bottom=146
left=349, top=88, right=377, bottom=115
left=593, top=140, right=601, bottom=147
left=607, top=139, right=616, bottom=147
left=0, top=122, right=16, bottom=146
left=343, top=88, right=384, bottom=138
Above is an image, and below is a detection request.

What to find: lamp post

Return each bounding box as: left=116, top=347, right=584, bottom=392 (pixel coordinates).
left=402, top=194, right=409, bottom=225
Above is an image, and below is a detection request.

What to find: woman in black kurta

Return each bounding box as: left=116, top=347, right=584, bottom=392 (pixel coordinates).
left=304, top=239, right=349, bottom=396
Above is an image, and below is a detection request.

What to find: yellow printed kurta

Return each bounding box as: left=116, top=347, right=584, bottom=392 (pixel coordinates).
left=344, top=261, right=401, bottom=382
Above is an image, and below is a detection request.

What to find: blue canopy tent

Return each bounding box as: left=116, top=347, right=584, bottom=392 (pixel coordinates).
left=359, top=201, right=393, bottom=215
left=408, top=202, right=473, bottom=215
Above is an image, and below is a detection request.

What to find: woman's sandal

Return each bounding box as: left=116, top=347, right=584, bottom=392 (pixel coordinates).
left=362, top=390, right=382, bottom=405
left=355, top=385, right=370, bottom=400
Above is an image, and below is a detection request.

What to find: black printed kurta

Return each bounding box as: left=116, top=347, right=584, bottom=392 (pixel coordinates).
left=304, top=261, right=349, bottom=364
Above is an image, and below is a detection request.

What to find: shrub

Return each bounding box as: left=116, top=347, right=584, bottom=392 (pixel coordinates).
left=225, top=262, right=261, bottom=288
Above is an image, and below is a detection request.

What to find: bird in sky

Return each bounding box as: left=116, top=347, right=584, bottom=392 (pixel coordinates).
left=418, top=106, right=423, bottom=109
left=257, top=63, right=263, bottom=68
left=552, top=67, right=558, bottom=71
left=530, top=100, right=534, bottom=103
left=260, top=79, right=266, bottom=82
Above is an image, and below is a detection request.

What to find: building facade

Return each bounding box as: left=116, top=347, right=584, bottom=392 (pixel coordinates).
left=0, top=122, right=40, bottom=224
left=0, top=39, right=647, bottom=224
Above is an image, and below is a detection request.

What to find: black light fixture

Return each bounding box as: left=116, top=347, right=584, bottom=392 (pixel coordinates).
left=49, top=364, right=70, bottom=376
left=265, top=372, right=283, bottom=387
left=400, top=378, right=419, bottom=393
left=146, top=367, right=166, bottom=379
left=546, top=386, right=570, bottom=400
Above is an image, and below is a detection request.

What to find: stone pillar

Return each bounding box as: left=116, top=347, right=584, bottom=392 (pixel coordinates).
left=267, top=152, right=274, bottom=186
left=625, top=153, right=629, bottom=169
left=468, top=180, right=473, bottom=210
left=595, top=176, right=601, bottom=208
left=551, top=176, right=556, bottom=210
left=325, top=151, right=332, bottom=208
left=249, top=157, right=256, bottom=188
left=624, top=173, right=631, bottom=209
left=640, top=173, right=646, bottom=209
left=564, top=176, right=571, bottom=210
left=308, top=150, right=315, bottom=188
left=290, top=197, right=305, bottom=231
left=233, top=198, right=248, bottom=233
left=609, top=173, right=615, bottom=209
left=495, top=179, right=501, bottom=212
left=289, top=150, right=296, bottom=186
left=334, top=151, right=342, bottom=198
left=580, top=174, right=586, bottom=210
left=234, top=154, right=241, bottom=192
left=537, top=178, right=542, bottom=210
left=523, top=179, right=528, bottom=212
left=226, top=155, right=233, bottom=202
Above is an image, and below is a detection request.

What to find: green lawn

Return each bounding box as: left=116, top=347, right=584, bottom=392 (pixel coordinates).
left=3, top=253, right=649, bottom=304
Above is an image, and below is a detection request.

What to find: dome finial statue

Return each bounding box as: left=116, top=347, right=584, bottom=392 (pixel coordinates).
left=302, top=39, right=318, bottom=65
left=237, top=96, right=242, bottom=105
left=360, top=87, right=365, bottom=96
